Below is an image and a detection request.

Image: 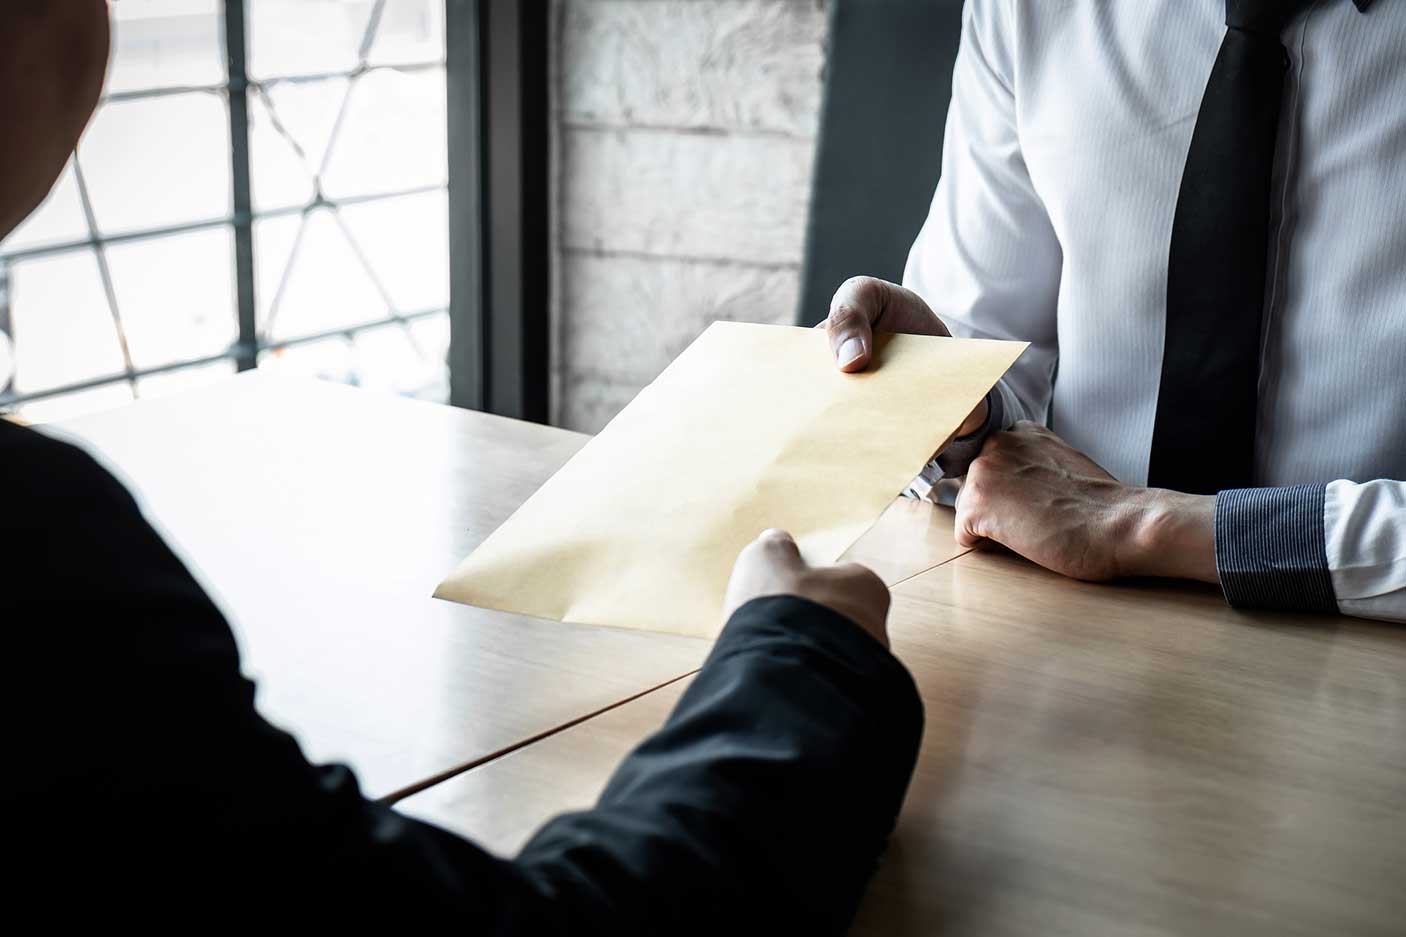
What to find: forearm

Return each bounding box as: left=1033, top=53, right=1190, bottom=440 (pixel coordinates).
left=1120, top=483, right=1406, bottom=621
left=1121, top=484, right=1337, bottom=600
left=514, top=596, right=924, bottom=936
left=1121, top=488, right=1219, bottom=584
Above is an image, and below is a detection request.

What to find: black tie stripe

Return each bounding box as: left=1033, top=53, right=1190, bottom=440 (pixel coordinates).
left=1148, top=0, right=1316, bottom=494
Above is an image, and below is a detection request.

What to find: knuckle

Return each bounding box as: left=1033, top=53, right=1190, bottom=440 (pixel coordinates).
left=736, top=540, right=764, bottom=565
left=839, top=275, right=882, bottom=299
left=987, top=449, right=1015, bottom=472
left=956, top=474, right=988, bottom=516
left=954, top=492, right=978, bottom=525
left=840, top=561, right=886, bottom=589
left=973, top=440, right=1000, bottom=464
left=756, top=536, right=783, bottom=555
left=831, top=276, right=887, bottom=315
left=957, top=496, right=980, bottom=525
left=795, top=568, right=826, bottom=595
left=826, top=304, right=869, bottom=333
left=759, top=540, right=797, bottom=567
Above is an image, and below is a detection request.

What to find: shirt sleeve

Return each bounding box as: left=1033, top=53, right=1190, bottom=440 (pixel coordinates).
left=902, top=0, right=1061, bottom=429
left=1214, top=480, right=1406, bottom=622
left=907, top=388, right=1004, bottom=502
left=1324, top=479, right=1406, bottom=621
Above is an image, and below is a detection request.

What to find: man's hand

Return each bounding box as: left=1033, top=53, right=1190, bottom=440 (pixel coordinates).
left=723, top=529, right=892, bottom=648
left=955, top=422, right=1218, bottom=583
left=820, top=276, right=989, bottom=436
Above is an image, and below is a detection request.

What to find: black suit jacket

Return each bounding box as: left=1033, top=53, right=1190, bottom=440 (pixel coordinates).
left=1, top=418, right=923, bottom=930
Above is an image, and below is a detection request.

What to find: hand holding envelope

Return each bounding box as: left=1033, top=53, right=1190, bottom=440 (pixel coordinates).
left=435, top=322, right=1027, bottom=638
left=723, top=528, right=893, bottom=649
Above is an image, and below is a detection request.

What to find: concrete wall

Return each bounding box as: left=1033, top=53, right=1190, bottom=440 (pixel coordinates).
left=551, top=0, right=829, bottom=431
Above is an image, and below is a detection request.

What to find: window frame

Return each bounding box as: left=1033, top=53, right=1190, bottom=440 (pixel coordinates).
left=0, top=0, right=471, bottom=412
left=446, top=0, right=549, bottom=423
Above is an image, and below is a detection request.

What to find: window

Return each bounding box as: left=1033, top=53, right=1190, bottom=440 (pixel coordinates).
left=0, top=0, right=450, bottom=422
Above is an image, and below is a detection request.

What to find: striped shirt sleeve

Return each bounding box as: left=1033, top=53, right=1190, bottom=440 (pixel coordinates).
left=1214, top=484, right=1338, bottom=612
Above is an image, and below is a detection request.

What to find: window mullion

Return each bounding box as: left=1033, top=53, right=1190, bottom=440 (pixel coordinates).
left=224, top=0, right=258, bottom=372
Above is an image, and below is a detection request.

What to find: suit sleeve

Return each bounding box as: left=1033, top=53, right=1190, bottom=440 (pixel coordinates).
left=512, top=595, right=925, bottom=935
left=4, top=422, right=923, bottom=930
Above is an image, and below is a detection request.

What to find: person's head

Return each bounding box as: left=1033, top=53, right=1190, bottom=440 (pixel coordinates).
left=0, top=1, right=111, bottom=241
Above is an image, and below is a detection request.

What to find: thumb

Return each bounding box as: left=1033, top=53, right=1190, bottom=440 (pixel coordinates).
left=756, top=528, right=804, bottom=566
left=825, top=277, right=883, bottom=372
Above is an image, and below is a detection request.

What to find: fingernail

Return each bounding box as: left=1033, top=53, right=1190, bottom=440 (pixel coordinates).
left=838, top=337, right=864, bottom=367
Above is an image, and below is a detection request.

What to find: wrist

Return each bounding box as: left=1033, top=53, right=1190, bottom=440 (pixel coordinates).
left=1119, top=488, right=1218, bottom=583
left=956, top=397, right=991, bottom=438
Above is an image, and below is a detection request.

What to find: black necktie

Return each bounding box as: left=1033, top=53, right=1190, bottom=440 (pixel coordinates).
left=1147, top=0, right=1315, bottom=495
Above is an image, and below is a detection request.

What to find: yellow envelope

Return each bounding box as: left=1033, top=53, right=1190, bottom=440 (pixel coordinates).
left=436, top=322, right=1027, bottom=638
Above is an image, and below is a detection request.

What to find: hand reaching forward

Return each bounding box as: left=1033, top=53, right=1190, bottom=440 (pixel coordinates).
left=723, top=529, right=892, bottom=648
left=820, top=276, right=989, bottom=437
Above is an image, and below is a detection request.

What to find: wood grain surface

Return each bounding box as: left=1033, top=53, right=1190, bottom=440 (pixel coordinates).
left=51, top=375, right=712, bottom=799
left=403, top=525, right=1406, bottom=936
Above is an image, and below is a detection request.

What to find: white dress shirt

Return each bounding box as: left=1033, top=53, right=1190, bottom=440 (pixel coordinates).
left=905, top=0, right=1406, bottom=620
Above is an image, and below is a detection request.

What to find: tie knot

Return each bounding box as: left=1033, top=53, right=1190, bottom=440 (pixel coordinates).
left=1226, top=0, right=1315, bottom=35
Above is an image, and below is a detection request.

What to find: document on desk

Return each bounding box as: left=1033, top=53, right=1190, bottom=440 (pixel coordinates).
left=436, top=322, right=1027, bottom=638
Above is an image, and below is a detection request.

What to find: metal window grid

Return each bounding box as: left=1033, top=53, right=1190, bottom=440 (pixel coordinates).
left=0, top=0, right=450, bottom=410
left=446, top=0, right=549, bottom=422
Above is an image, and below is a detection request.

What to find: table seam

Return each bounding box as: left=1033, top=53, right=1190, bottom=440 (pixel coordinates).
left=886, top=548, right=976, bottom=592
left=379, top=668, right=701, bottom=805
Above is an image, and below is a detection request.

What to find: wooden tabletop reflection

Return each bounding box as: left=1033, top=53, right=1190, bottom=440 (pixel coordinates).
left=52, top=375, right=711, bottom=798
left=404, top=511, right=1406, bottom=936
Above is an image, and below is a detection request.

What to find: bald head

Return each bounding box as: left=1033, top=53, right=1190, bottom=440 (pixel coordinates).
left=0, top=1, right=110, bottom=241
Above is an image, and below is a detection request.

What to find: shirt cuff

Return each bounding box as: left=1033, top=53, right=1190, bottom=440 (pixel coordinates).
left=1214, top=484, right=1338, bottom=613
left=934, top=389, right=1001, bottom=479
left=905, top=391, right=1004, bottom=503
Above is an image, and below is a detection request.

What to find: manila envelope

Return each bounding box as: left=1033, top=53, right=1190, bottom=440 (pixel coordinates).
left=435, top=321, right=1027, bottom=638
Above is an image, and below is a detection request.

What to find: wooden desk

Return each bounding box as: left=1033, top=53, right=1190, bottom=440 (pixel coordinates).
left=842, top=494, right=969, bottom=586
left=50, top=377, right=1406, bottom=931
left=51, top=375, right=712, bottom=799
left=400, top=676, right=694, bottom=854
left=399, top=538, right=1406, bottom=936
